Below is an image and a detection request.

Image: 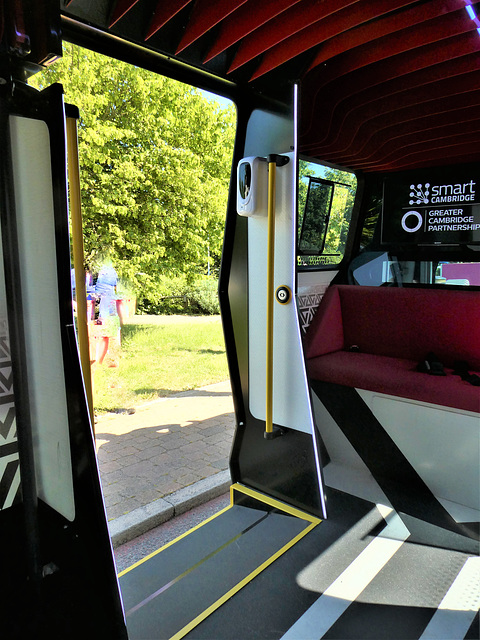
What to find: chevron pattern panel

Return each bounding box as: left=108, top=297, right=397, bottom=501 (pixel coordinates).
left=0, top=320, right=20, bottom=511
left=298, top=293, right=322, bottom=333
left=297, top=284, right=328, bottom=333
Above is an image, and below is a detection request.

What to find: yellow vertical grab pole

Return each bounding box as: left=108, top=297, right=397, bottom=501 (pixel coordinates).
left=65, top=110, right=95, bottom=427
left=265, top=159, right=276, bottom=437
left=264, top=155, right=289, bottom=440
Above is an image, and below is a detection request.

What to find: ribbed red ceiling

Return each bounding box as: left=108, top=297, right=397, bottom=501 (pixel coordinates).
left=175, top=0, right=248, bottom=54
left=144, top=0, right=192, bottom=39
left=250, top=0, right=423, bottom=80
left=65, top=0, right=480, bottom=172
left=306, top=0, right=465, bottom=73
left=203, top=0, right=301, bottom=64
left=228, top=0, right=364, bottom=73
left=109, top=0, right=141, bottom=27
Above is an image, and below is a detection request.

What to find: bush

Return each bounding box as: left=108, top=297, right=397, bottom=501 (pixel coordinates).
left=186, top=278, right=220, bottom=315
left=137, top=276, right=220, bottom=315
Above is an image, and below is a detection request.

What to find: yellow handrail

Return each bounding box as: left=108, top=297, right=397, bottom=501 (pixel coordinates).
left=66, top=113, right=95, bottom=427
left=265, top=159, right=276, bottom=435
left=264, top=154, right=289, bottom=439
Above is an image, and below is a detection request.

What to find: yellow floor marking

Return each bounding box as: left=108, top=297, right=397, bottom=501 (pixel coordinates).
left=119, top=481, right=322, bottom=640
left=167, top=484, right=321, bottom=639
left=118, top=504, right=232, bottom=577
left=230, top=483, right=321, bottom=524
left=169, top=521, right=318, bottom=640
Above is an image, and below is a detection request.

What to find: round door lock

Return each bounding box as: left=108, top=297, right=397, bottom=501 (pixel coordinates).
left=275, top=285, right=292, bottom=304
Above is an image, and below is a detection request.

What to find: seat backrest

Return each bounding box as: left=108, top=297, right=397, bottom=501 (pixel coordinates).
left=306, top=285, right=480, bottom=370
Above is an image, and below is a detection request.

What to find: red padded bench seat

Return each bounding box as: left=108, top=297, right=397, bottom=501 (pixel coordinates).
left=304, top=285, right=480, bottom=413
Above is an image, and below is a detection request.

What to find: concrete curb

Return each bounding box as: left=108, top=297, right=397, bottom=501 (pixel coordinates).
left=108, top=469, right=232, bottom=547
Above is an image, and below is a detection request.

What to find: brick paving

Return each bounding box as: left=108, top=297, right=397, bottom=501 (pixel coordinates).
left=95, top=380, right=235, bottom=521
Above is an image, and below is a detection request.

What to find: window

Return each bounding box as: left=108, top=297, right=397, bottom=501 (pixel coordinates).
left=349, top=253, right=480, bottom=288
left=298, top=158, right=356, bottom=268
left=436, top=262, right=480, bottom=286
left=350, top=253, right=436, bottom=286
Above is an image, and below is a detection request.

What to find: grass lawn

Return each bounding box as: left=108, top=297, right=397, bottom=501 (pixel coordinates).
left=92, top=316, right=229, bottom=413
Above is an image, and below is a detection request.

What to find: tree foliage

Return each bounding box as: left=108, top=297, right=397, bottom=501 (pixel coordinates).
left=30, top=43, right=236, bottom=303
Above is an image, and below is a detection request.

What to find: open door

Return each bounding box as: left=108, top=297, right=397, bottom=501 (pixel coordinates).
left=222, top=88, right=327, bottom=519
left=0, top=79, right=126, bottom=638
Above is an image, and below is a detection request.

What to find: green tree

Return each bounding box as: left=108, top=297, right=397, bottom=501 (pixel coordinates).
left=30, top=43, right=236, bottom=303
left=322, top=168, right=356, bottom=256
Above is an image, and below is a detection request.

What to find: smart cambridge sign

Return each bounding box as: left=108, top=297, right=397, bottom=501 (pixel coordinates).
left=382, top=167, right=480, bottom=245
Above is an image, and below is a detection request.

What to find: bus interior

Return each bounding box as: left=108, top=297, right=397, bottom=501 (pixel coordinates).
left=0, top=1, right=479, bottom=638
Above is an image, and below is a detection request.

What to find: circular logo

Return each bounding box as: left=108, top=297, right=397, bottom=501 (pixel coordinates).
left=401, top=210, right=423, bottom=233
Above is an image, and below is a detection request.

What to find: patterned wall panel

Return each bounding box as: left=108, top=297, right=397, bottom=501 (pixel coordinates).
left=297, top=283, right=328, bottom=333
left=0, top=320, right=20, bottom=511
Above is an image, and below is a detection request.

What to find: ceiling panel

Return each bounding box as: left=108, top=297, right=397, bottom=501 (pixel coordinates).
left=62, top=0, right=480, bottom=172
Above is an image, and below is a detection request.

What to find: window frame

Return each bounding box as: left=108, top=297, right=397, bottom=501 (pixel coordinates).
left=297, top=162, right=357, bottom=271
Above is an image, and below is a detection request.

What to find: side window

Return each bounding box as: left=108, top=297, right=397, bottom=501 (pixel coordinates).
left=350, top=253, right=436, bottom=286
left=298, top=159, right=356, bottom=268
left=436, top=262, right=480, bottom=286
left=298, top=179, right=333, bottom=254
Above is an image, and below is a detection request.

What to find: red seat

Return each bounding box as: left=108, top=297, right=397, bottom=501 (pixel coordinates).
left=305, top=285, right=480, bottom=413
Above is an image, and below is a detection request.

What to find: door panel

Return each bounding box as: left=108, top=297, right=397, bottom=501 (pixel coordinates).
left=0, top=80, right=127, bottom=638
left=224, top=90, right=327, bottom=518
left=9, top=114, right=75, bottom=521
left=247, top=152, right=314, bottom=434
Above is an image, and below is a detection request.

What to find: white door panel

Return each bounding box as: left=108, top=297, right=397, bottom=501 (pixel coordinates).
left=246, top=152, right=314, bottom=434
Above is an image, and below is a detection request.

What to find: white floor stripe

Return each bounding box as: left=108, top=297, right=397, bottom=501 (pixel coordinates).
left=281, top=507, right=409, bottom=640
left=419, top=556, right=480, bottom=640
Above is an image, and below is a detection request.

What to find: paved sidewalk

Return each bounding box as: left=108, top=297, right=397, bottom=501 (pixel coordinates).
left=94, top=380, right=235, bottom=545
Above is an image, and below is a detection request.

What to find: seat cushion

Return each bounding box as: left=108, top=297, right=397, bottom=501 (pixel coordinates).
left=307, top=351, right=480, bottom=413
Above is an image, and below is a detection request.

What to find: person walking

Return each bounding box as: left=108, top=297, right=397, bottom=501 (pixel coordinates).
left=95, top=260, right=120, bottom=366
